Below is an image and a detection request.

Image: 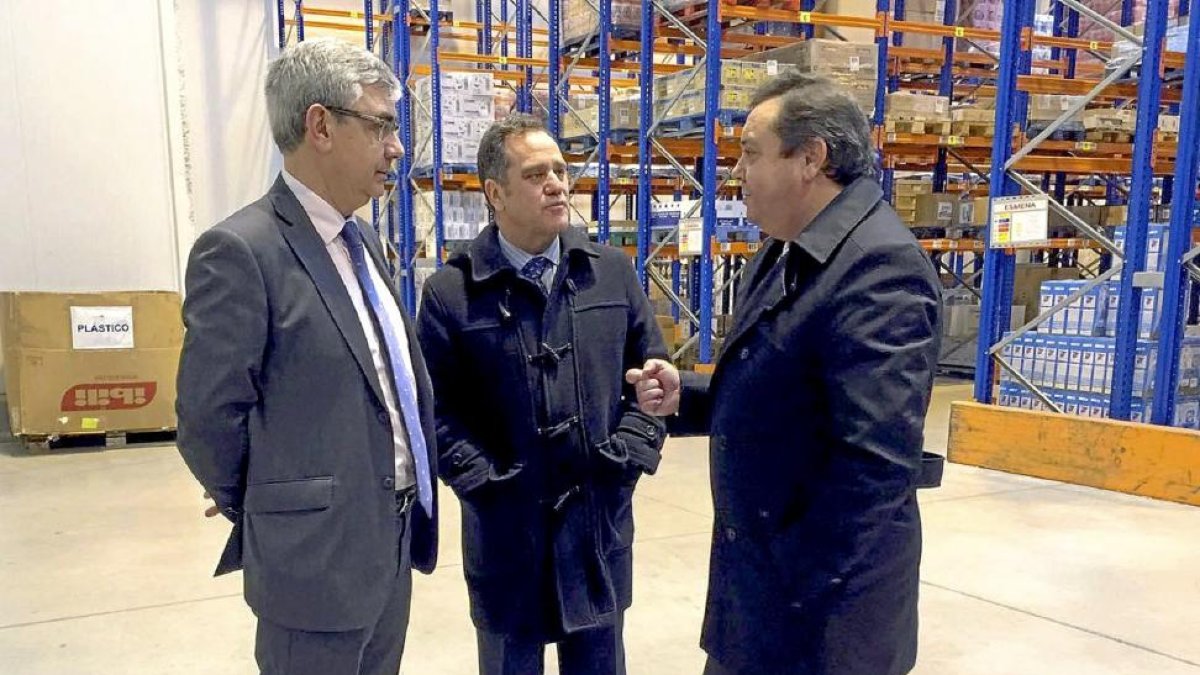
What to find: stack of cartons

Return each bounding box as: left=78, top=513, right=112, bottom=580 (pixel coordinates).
left=998, top=333, right=1200, bottom=429
left=412, top=72, right=495, bottom=171
left=892, top=177, right=933, bottom=225
left=561, top=0, right=639, bottom=46
left=885, top=92, right=951, bottom=136
left=741, top=40, right=878, bottom=117
left=653, top=61, right=777, bottom=124
left=1081, top=107, right=1136, bottom=142
left=914, top=192, right=963, bottom=228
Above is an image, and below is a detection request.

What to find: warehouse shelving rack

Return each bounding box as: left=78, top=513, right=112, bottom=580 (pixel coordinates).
left=279, top=2, right=1198, bottom=415
left=970, top=0, right=1200, bottom=427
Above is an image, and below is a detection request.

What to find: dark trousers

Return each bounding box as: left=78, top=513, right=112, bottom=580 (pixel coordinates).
left=476, top=612, right=626, bottom=675
left=255, top=502, right=414, bottom=675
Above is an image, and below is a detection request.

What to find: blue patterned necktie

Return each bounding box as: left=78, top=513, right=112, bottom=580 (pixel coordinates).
left=520, top=255, right=553, bottom=293
left=340, top=221, right=433, bottom=516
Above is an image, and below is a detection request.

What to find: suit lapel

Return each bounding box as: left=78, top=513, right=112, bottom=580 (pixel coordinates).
left=270, top=180, right=388, bottom=409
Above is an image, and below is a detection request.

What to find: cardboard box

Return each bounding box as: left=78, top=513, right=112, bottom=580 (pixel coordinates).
left=1012, top=264, right=1080, bottom=324
left=915, top=193, right=962, bottom=226
left=1, top=292, right=182, bottom=436
left=887, top=91, right=950, bottom=120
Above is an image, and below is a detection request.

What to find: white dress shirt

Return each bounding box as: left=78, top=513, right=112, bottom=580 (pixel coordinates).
left=281, top=170, right=416, bottom=490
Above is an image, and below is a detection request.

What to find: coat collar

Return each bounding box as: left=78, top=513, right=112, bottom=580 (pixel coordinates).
left=790, top=177, right=883, bottom=265
left=466, top=224, right=599, bottom=284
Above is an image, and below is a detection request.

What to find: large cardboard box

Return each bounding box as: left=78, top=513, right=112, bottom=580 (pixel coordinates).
left=1011, top=264, right=1081, bottom=323
left=1, top=292, right=182, bottom=437
left=915, top=193, right=962, bottom=227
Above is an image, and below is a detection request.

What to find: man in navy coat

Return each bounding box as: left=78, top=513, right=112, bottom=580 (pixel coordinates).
left=628, top=72, right=942, bottom=674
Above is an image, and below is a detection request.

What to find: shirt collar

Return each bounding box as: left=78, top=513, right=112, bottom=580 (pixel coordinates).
left=497, top=229, right=561, bottom=272
left=280, top=169, right=351, bottom=246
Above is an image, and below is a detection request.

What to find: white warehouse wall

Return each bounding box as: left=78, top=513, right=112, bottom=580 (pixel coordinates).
left=0, top=0, right=185, bottom=294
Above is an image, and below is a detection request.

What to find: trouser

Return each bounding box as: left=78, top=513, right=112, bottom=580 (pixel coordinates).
left=255, top=491, right=415, bottom=675
left=476, top=611, right=626, bottom=675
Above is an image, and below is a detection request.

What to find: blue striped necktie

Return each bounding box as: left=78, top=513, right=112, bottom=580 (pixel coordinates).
left=340, top=221, right=433, bottom=516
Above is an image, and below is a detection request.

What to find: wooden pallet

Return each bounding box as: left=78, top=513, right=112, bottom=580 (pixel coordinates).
left=950, top=121, right=995, bottom=137
left=1160, top=132, right=1179, bottom=144
left=886, top=119, right=953, bottom=136
left=18, top=429, right=177, bottom=453
left=1084, top=130, right=1133, bottom=143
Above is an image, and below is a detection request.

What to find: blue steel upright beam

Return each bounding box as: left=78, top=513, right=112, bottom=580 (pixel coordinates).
left=517, top=0, right=531, bottom=111
left=636, top=0, right=654, bottom=292
left=1151, top=8, right=1200, bottom=424
left=699, top=3, right=722, bottom=364
left=500, top=0, right=509, bottom=71
left=277, top=0, right=287, bottom=48
left=890, top=0, right=905, bottom=93
left=296, top=1, right=305, bottom=42
left=548, top=0, right=561, bottom=139
left=431, top=0, right=446, bottom=267
left=398, top=0, right=417, bottom=309
left=597, top=0, right=612, bottom=244
left=876, top=0, right=892, bottom=203
left=483, top=0, right=493, bottom=56
left=1111, top=0, right=1170, bottom=420
left=367, top=1, right=380, bottom=228
left=802, top=0, right=816, bottom=40
left=1065, top=5, right=1080, bottom=78
left=1121, top=0, right=1136, bottom=27
left=932, top=0, right=958, bottom=193
left=973, top=0, right=1028, bottom=403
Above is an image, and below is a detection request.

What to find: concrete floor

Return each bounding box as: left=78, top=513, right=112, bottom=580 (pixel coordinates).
left=2, top=382, right=1199, bottom=674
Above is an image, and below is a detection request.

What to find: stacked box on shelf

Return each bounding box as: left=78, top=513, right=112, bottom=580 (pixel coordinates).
left=1039, top=281, right=1108, bottom=336
left=413, top=190, right=490, bottom=243
left=412, top=72, right=495, bottom=171
left=650, top=198, right=758, bottom=242
left=560, top=94, right=600, bottom=140
left=653, top=61, right=779, bottom=124
left=892, top=177, right=933, bottom=225
left=885, top=92, right=951, bottom=135
left=742, top=40, right=878, bottom=117
left=996, top=380, right=1200, bottom=428
left=998, top=332, right=1200, bottom=400
left=1026, top=95, right=1086, bottom=137
left=562, top=0, right=639, bottom=45
left=1081, top=108, right=1136, bottom=138
left=914, top=193, right=963, bottom=228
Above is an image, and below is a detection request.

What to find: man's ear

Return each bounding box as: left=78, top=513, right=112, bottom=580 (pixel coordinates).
left=304, top=104, right=334, bottom=152
left=803, top=139, right=829, bottom=180
left=484, top=178, right=504, bottom=212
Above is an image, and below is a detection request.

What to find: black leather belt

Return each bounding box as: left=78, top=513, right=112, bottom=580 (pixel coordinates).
left=918, top=451, right=945, bottom=489
left=395, top=485, right=417, bottom=514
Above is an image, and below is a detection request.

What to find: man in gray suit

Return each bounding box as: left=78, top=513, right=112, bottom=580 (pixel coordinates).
left=176, top=39, right=438, bottom=675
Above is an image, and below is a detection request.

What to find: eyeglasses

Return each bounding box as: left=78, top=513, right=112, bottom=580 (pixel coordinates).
left=326, top=106, right=400, bottom=143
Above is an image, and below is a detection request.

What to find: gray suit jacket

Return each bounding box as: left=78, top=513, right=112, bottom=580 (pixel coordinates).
left=176, top=175, right=438, bottom=633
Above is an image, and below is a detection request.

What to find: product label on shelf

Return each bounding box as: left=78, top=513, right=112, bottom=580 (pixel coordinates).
left=990, top=196, right=1050, bottom=249
left=70, top=306, right=134, bottom=350
left=766, top=60, right=779, bottom=76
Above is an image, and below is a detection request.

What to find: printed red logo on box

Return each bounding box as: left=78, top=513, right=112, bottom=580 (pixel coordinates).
left=61, top=383, right=158, bottom=411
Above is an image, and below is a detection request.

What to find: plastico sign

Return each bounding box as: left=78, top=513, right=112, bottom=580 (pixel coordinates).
left=61, top=382, right=158, bottom=411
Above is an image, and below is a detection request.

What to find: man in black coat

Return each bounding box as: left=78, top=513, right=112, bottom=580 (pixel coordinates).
left=416, top=114, right=668, bottom=675
left=627, top=73, right=942, bottom=674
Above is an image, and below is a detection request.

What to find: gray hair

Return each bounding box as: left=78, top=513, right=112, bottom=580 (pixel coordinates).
left=749, top=72, right=875, bottom=185
left=265, top=39, right=401, bottom=154
left=477, top=113, right=547, bottom=195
